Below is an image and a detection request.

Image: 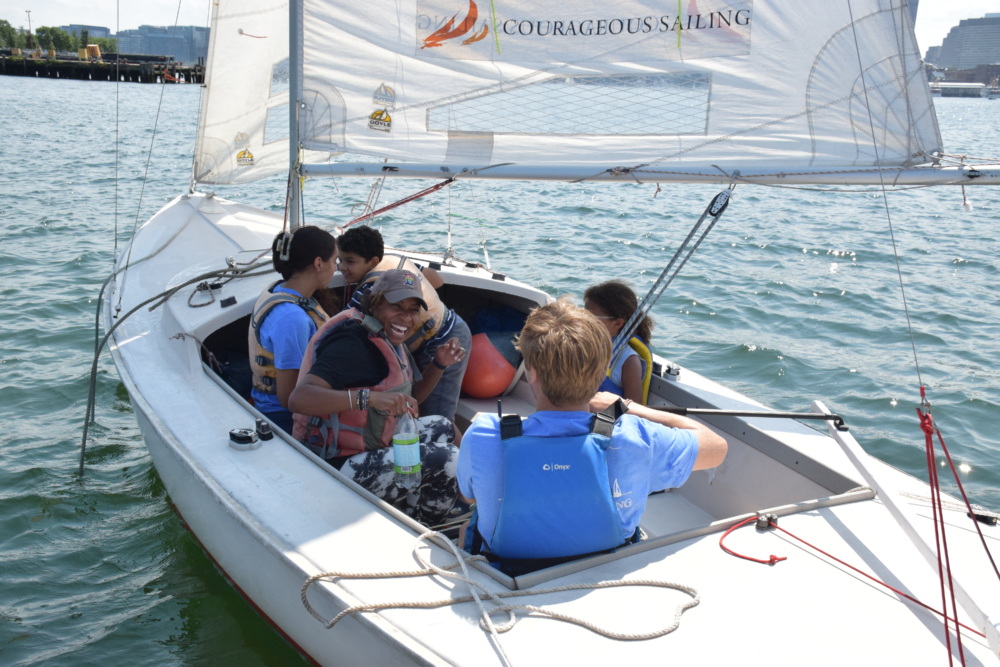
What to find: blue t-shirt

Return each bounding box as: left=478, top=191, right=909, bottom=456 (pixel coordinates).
left=251, top=284, right=318, bottom=413
left=457, top=411, right=699, bottom=547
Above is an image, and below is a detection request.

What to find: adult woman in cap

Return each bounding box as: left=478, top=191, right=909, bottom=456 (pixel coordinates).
left=289, top=269, right=466, bottom=526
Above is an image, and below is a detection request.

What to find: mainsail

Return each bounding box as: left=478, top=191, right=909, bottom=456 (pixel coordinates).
left=296, top=0, right=940, bottom=170
left=192, top=0, right=943, bottom=184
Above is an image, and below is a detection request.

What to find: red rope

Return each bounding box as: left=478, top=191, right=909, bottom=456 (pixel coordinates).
left=718, top=517, right=786, bottom=565
left=719, top=515, right=985, bottom=639
left=917, top=391, right=1000, bottom=583
left=341, top=178, right=456, bottom=229
left=918, top=400, right=963, bottom=664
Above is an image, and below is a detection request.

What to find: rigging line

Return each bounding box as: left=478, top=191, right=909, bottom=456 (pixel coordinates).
left=461, top=179, right=494, bottom=270
left=723, top=516, right=986, bottom=639
left=848, top=5, right=965, bottom=662
left=187, top=0, right=211, bottom=195
left=846, top=1, right=924, bottom=388
left=80, top=261, right=272, bottom=475
left=347, top=162, right=389, bottom=225
left=921, top=409, right=965, bottom=666
left=113, top=1, right=120, bottom=265
left=611, top=186, right=733, bottom=366
left=719, top=181, right=952, bottom=194
left=114, top=0, right=188, bottom=315
left=922, top=407, right=1000, bottom=583
left=341, top=178, right=457, bottom=230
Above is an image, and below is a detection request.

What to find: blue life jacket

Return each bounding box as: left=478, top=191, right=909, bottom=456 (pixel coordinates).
left=486, top=412, right=628, bottom=560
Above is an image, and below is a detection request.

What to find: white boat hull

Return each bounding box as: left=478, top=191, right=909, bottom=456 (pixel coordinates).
left=105, top=193, right=1000, bottom=665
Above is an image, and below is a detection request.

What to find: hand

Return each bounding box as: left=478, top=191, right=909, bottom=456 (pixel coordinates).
left=368, top=391, right=417, bottom=416
left=434, top=337, right=466, bottom=369
left=589, top=391, right=620, bottom=414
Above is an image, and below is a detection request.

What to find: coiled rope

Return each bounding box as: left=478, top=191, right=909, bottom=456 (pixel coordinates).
left=301, top=531, right=700, bottom=666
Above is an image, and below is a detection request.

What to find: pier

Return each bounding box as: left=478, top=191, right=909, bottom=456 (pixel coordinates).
left=929, top=82, right=988, bottom=98
left=0, top=56, right=204, bottom=84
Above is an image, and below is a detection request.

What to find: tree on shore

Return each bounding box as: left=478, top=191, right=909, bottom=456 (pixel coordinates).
left=0, top=20, right=16, bottom=48
left=92, top=37, right=117, bottom=53
left=36, top=26, right=76, bottom=52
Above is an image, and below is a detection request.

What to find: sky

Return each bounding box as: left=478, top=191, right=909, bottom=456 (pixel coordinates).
left=0, top=0, right=997, bottom=50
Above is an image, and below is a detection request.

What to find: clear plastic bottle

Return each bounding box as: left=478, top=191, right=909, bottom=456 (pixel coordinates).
left=392, top=412, right=421, bottom=490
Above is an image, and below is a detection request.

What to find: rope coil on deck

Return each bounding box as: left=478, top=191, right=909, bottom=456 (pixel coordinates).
left=301, top=530, right=701, bottom=648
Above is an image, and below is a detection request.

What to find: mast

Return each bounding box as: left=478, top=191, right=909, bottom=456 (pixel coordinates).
left=288, top=0, right=304, bottom=230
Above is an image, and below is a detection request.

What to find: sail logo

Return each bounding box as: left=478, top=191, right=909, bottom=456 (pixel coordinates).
left=420, top=0, right=489, bottom=49
left=612, top=478, right=632, bottom=509
left=416, top=0, right=751, bottom=62
left=372, top=83, right=396, bottom=108
left=236, top=149, right=254, bottom=167
left=368, top=109, right=392, bottom=133
left=234, top=131, right=251, bottom=148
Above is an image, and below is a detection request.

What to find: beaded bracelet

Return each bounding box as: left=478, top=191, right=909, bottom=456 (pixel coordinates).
left=359, top=388, right=369, bottom=411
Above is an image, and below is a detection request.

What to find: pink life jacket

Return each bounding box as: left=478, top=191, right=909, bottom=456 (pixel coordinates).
left=292, top=308, right=413, bottom=458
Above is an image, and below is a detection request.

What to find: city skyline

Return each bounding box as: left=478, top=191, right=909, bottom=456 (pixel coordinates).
left=2, top=1, right=997, bottom=55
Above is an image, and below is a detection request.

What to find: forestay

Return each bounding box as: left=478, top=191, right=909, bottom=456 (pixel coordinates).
left=294, top=0, right=940, bottom=171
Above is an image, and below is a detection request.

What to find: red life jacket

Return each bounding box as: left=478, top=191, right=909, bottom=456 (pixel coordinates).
left=291, top=308, right=413, bottom=458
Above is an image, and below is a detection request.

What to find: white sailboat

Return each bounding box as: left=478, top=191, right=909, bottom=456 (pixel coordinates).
left=98, top=0, right=1000, bottom=664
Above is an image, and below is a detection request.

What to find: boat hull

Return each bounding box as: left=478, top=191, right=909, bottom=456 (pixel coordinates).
left=105, top=193, right=1000, bottom=665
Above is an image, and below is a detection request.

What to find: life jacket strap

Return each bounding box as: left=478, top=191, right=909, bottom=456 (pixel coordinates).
left=499, top=414, right=523, bottom=440
left=592, top=410, right=616, bottom=437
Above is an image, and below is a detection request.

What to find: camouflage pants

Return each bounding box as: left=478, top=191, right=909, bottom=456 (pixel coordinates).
left=338, top=415, right=463, bottom=526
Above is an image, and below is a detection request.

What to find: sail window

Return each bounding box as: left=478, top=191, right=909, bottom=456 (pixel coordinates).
left=265, top=104, right=289, bottom=145
left=426, top=73, right=710, bottom=135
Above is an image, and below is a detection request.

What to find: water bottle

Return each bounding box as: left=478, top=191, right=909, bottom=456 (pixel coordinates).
left=392, top=412, right=421, bottom=490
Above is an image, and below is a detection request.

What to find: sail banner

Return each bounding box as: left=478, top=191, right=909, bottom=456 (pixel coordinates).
left=414, top=0, right=751, bottom=62
left=297, top=0, right=940, bottom=171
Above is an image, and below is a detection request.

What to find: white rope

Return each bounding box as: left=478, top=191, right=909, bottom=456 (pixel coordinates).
left=300, top=531, right=701, bottom=664
left=901, top=492, right=1000, bottom=520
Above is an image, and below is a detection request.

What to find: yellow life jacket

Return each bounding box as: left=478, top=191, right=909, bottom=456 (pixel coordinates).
left=602, top=336, right=653, bottom=404
left=628, top=337, right=653, bottom=405
left=248, top=282, right=328, bottom=394
left=291, top=308, right=414, bottom=458
left=358, top=254, right=447, bottom=352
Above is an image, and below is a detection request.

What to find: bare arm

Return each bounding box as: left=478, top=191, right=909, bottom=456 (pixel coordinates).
left=413, top=337, right=466, bottom=405
left=589, top=391, right=727, bottom=470
left=620, top=355, right=645, bottom=405
left=274, top=368, right=300, bottom=409
left=289, top=373, right=415, bottom=416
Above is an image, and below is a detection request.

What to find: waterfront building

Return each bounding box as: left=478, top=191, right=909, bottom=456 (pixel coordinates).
left=933, top=14, right=1000, bottom=70
left=60, top=24, right=112, bottom=40
left=115, top=25, right=209, bottom=65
